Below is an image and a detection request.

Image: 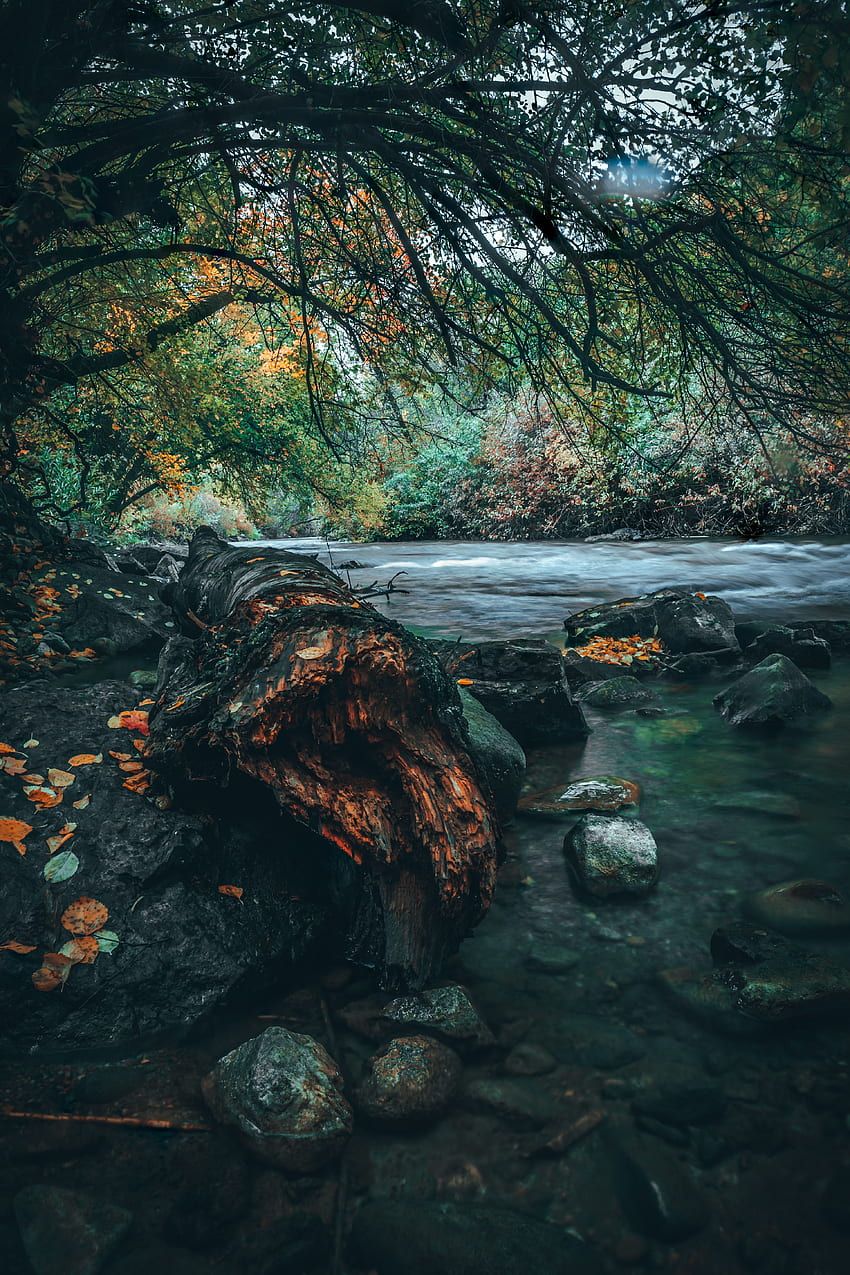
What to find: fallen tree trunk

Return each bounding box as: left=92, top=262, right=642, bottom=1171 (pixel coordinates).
left=147, top=529, right=499, bottom=990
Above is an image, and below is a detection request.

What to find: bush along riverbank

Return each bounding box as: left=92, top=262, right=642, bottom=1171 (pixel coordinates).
left=4, top=500, right=850, bottom=1273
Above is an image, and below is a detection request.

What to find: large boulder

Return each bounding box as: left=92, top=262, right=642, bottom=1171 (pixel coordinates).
left=202, top=1027, right=352, bottom=1170
left=0, top=682, right=329, bottom=1051
left=354, top=1034, right=462, bottom=1126
left=713, top=653, right=831, bottom=727
left=432, top=639, right=587, bottom=747
left=564, top=814, right=659, bottom=898
left=459, top=688, right=525, bottom=822
left=576, top=676, right=656, bottom=708
left=348, top=1200, right=604, bottom=1275
left=565, top=588, right=738, bottom=655
left=745, top=625, right=831, bottom=670
left=743, top=879, right=850, bottom=937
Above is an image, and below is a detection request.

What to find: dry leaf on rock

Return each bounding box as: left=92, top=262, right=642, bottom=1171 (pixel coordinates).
left=218, top=884, right=244, bottom=899
left=0, top=816, right=33, bottom=854
left=61, top=896, right=109, bottom=936
left=0, top=940, right=36, bottom=954
left=68, top=753, right=103, bottom=766
left=32, top=952, right=74, bottom=992
left=47, top=768, right=75, bottom=789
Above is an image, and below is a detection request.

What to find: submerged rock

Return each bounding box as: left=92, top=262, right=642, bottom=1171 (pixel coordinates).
left=460, top=1075, right=555, bottom=1128
left=381, top=983, right=495, bottom=1051
left=349, top=1200, right=604, bottom=1275
left=565, top=814, right=659, bottom=898
left=503, top=1041, right=557, bottom=1076
left=577, top=677, right=656, bottom=708
left=713, top=654, right=831, bottom=727
left=611, top=1135, right=709, bottom=1241
left=433, top=638, right=588, bottom=746
left=518, top=775, right=639, bottom=817
left=355, top=1035, right=462, bottom=1126
left=744, top=879, right=850, bottom=936
left=459, top=687, right=526, bottom=822
left=632, top=1078, right=725, bottom=1127
left=14, top=1185, right=132, bottom=1275
left=566, top=588, right=738, bottom=654
left=202, top=1027, right=352, bottom=1171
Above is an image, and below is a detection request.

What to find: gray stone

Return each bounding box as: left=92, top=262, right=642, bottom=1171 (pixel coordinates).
left=15, top=1185, right=132, bottom=1275
left=632, top=1078, right=725, bottom=1127
left=459, top=687, right=526, bottom=822
left=381, top=983, right=494, bottom=1051
left=744, top=879, right=850, bottom=936
left=201, top=1027, right=352, bottom=1171
left=746, top=624, right=831, bottom=669
left=525, top=940, right=581, bottom=974
left=518, top=775, right=639, bottom=817
left=713, top=654, right=831, bottom=727
left=355, top=1035, right=462, bottom=1125
left=577, top=677, right=655, bottom=708
left=460, top=1076, right=556, bottom=1128
left=565, top=814, right=659, bottom=898
left=348, top=1200, right=603, bottom=1275
left=503, top=1041, right=557, bottom=1076
left=612, top=1135, right=709, bottom=1241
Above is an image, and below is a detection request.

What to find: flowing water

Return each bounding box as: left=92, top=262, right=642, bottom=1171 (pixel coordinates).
left=6, top=538, right=850, bottom=1274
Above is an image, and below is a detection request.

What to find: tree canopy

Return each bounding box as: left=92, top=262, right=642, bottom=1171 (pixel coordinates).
left=3, top=0, right=850, bottom=520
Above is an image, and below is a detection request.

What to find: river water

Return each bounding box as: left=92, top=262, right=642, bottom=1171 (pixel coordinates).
left=6, top=538, right=850, bottom=1274
left=250, top=535, right=850, bottom=639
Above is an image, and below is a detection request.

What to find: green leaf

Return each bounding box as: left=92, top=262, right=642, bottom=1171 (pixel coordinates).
left=43, top=851, right=79, bottom=883
left=94, top=929, right=120, bottom=954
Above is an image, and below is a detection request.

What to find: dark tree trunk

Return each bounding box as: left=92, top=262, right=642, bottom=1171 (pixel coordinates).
left=147, top=528, right=499, bottom=990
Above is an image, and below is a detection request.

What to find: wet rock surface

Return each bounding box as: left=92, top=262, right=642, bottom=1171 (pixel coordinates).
left=0, top=682, right=329, bottom=1051
left=518, top=774, right=639, bottom=816
left=432, top=638, right=588, bottom=746
left=745, top=624, right=832, bottom=669
left=565, top=814, right=659, bottom=898
left=202, top=1027, right=353, bottom=1170
left=380, top=983, right=495, bottom=1051
left=15, top=1185, right=132, bottom=1275
left=566, top=588, right=739, bottom=654
left=577, top=676, right=656, bottom=708
left=349, top=1200, right=604, bottom=1275
left=459, top=687, right=526, bottom=822
left=355, top=1035, right=462, bottom=1125
left=744, top=879, right=850, bottom=936
left=714, top=653, right=832, bottom=726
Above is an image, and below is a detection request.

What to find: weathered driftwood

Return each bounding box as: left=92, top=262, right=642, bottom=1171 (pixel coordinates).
left=148, top=529, right=498, bottom=989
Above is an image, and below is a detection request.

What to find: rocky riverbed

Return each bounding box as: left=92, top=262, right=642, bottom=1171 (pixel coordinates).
left=2, top=526, right=850, bottom=1275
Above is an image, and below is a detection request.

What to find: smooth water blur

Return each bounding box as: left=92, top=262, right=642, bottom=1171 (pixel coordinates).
left=246, top=536, right=850, bottom=639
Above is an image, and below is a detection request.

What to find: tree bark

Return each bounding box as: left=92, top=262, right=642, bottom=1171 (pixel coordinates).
left=147, top=528, right=499, bottom=990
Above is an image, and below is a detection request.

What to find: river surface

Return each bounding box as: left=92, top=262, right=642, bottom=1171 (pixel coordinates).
left=5, top=538, right=850, bottom=1273
left=248, top=535, right=850, bottom=639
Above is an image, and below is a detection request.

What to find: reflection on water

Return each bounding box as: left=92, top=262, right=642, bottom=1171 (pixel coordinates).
left=247, top=536, right=850, bottom=639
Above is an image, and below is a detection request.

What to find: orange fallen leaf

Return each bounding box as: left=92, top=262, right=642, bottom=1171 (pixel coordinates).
left=0, top=757, right=27, bottom=775
left=61, top=935, right=99, bottom=965
left=25, top=786, right=63, bottom=809
left=139, top=698, right=154, bottom=706
left=118, top=761, right=144, bottom=773
left=133, top=739, right=147, bottom=753
left=109, top=710, right=150, bottom=736
left=60, top=897, right=109, bottom=936
left=32, top=952, right=73, bottom=992
left=109, top=751, right=132, bottom=762
left=0, top=816, right=34, bottom=856
left=68, top=753, right=103, bottom=766
left=166, top=697, right=185, bottom=712
left=245, top=556, right=265, bottom=563
left=218, top=884, right=244, bottom=900
left=0, top=742, right=18, bottom=755
left=47, top=768, right=75, bottom=789
left=0, top=940, right=36, bottom=954
left=21, top=773, right=45, bottom=784
left=72, top=794, right=91, bottom=810
left=456, top=678, right=474, bottom=686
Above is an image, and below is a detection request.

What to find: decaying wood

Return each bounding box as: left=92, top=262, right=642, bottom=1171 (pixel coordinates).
left=148, top=529, right=499, bottom=990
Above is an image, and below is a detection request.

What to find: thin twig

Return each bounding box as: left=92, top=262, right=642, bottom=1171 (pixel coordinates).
left=1, top=1108, right=211, bottom=1132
